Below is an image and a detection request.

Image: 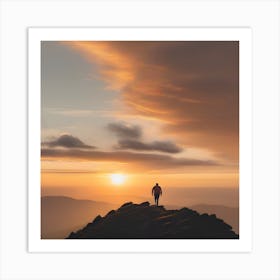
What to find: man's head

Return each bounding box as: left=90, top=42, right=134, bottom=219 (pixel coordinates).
left=156, top=183, right=158, bottom=186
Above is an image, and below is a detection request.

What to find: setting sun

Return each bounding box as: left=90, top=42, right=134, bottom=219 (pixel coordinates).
left=110, top=173, right=126, bottom=185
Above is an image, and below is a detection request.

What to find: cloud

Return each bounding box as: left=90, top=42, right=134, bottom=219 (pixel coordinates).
left=41, top=169, right=98, bottom=174
left=66, top=41, right=239, bottom=162
left=107, top=122, right=142, bottom=139
left=107, top=121, right=183, bottom=153
left=41, top=148, right=218, bottom=170
left=42, top=134, right=96, bottom=149
left=116, top=139, right=182, bottom=154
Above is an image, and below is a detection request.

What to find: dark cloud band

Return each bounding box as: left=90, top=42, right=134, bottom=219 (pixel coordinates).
left=41, top=148, right=218, bottom=169
left=116, top=139, right=182, bottom=154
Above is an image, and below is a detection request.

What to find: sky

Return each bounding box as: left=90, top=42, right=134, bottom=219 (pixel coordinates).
left=41, top=41, right=239, bottom=207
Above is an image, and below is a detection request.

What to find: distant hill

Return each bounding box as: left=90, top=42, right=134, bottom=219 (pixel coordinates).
left=41, top=196, right=115, bottom=239
left=67, top=201, right=239, bottom=239
left=190, top=204, right=239, bottom=234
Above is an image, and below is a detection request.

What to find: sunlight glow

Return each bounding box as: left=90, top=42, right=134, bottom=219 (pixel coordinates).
left=110, top=173, right=126, bottom=185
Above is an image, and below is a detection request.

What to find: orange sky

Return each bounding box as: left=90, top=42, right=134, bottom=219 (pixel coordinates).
left=41, top=41, right=239, bottom=207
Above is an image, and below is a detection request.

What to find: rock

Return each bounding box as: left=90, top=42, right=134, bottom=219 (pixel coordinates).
left=119, top=202, right=133, bottom=208
left=139, top=201, right=150, bottom=207
left=66, top=201, right=239, bottom=239
left=66, top=231, right=76, bottom=239
left=92, top=215, right=102, bottom=224
left=106, top=210, right=116, bottom=216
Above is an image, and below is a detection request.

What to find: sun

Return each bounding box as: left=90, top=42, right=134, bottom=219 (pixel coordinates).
left=110, top=173, right=126, bottom=185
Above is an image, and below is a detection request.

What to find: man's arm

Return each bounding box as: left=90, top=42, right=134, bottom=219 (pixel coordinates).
left=152, top=187, right=154, bottom=195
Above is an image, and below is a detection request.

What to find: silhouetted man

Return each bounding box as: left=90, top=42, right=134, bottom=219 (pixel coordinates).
left=152, top=183, right=162, bottom=206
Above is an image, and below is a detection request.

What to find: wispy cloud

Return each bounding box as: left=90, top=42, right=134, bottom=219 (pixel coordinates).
left=44, top=107, right=117, bottom=117
left=41, top=169, right=98, bottom=174
left=66, top=41, right=239, bottom=162
left=41, top=148, right=218, bottom=170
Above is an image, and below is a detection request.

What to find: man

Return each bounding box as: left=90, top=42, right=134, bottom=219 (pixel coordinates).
left=152, top=183, right=162, bottom=206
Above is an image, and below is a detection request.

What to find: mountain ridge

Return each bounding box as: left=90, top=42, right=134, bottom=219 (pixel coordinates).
left=190, top=204, right=239, bottom=234
left=41, top=196, right=116, bottom=239
left=67, top=201, right=239, bottom=239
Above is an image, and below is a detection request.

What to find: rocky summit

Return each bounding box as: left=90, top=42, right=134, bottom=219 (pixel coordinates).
left=66, top=201, right=239, bottom=239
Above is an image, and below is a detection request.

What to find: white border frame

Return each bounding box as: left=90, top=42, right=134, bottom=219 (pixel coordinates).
left=28, top=27, right=252, bottom=253
left=1, top=1, right=279, bottom=279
